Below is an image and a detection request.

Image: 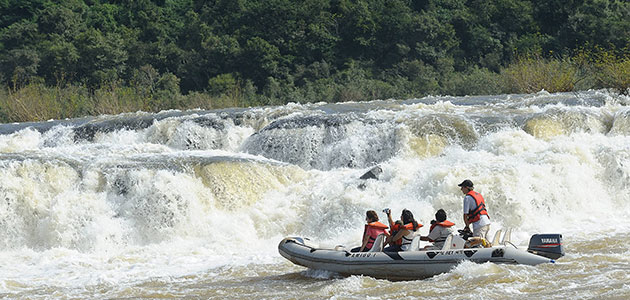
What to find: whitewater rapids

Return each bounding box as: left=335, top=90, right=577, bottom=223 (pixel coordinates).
left=1, top=90, right=629, bottom=299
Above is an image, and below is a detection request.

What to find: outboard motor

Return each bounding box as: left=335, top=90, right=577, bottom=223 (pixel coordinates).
left=527, top=234, right=565, bottom=259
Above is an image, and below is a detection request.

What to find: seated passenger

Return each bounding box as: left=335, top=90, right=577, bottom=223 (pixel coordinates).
left=351, top=210, right=389, bottom=252
left=421, top=209, right=455, bottom=250
left=384, top=209, right=422, bottom=252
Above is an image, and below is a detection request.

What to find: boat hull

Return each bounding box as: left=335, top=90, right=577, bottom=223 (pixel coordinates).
left=279, top=237, right=553, bottom=280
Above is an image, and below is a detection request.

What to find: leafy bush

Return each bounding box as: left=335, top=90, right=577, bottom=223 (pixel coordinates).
left=501, top=55, right=579, bottom=93
left=592, top=51, right=630, bottom=95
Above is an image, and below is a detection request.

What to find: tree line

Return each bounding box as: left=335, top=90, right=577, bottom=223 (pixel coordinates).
left=1, top=0, right=629, bottom=122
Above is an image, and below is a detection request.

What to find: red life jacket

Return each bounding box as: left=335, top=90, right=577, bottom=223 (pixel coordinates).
left=364, top=221, right=388, bottom=249
left=466, top=190, right=489, bottom=223
left=390, top=222, right=423, bottom=246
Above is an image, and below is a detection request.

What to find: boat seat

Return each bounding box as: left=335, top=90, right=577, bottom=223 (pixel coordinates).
left=406, top=235, right=422, bottom=251
left=492, top=229, right=502, bottom=246
left=368, top=234, right=386, bottom=252
left=501, top=228, right=512, bottom=245
left=450, top=234, right=466, bottom=249
left=441, top=234, right=454, bottom=250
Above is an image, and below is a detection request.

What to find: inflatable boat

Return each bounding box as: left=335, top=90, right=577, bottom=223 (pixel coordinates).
left=278, top=230, right=564, bottom=280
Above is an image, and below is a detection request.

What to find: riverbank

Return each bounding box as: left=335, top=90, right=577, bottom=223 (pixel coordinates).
left=1, top=52, right=629, bottom=123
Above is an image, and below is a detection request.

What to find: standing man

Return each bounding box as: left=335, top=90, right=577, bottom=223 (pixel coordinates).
left=458, top=179, right=491, bottom=240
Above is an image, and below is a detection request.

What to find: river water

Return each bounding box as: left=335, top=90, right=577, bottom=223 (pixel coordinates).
left=1, top=90, right=629, bottom=299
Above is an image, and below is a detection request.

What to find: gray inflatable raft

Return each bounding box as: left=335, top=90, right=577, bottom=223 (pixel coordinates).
left=278, top=231, right=564, bottom=280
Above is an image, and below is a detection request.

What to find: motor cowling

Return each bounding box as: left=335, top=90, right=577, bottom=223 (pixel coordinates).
left=527, top=234, right=565, bottom=259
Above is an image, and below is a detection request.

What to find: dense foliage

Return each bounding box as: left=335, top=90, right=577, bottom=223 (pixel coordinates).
left=1, top=0, right=629, bottom=122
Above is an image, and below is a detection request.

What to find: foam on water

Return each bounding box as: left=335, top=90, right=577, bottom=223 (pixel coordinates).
left=1, top=90, right=630, bottom=298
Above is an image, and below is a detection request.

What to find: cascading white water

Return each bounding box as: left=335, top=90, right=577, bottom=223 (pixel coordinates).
left=1, top=90, right=629, bottom=299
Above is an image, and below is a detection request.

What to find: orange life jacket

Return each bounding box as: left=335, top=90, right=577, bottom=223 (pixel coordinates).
left=390, top=222, right=423, bottom=246
left=466, top=190, right=489, bottom=223
left=429, top=220, right=455, bottom=233
left=364, top=221, right=388, bottom=249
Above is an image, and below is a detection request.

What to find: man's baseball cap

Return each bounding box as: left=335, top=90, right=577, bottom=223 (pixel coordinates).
left=458, top=179, right=474, bottom=188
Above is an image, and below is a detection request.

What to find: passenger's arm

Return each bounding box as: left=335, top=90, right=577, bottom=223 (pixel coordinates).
left=387, top=211, right=394, bottom=228
left=391, top=229, right=409, bottom=243
left=463, top=196, right=472, bottom=231
left=463, top=213, right=471, bottom=231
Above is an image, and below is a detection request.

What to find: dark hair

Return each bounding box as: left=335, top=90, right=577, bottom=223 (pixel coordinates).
left=401, top=209, right=418, bottom=231
left=366, top=210, right=379, bottom=222
left=435, top=209, right=447, bottom=222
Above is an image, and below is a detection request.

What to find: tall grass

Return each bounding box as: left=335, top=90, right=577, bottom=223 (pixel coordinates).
left=0, top=84, right=91, bottom=122
left=0, top=81, right=251, bottom=123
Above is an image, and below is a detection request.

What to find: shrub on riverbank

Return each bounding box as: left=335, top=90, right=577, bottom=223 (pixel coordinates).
left=592, top=51, right=630, bottom=95
left=502, top=55, right=579, bottom=94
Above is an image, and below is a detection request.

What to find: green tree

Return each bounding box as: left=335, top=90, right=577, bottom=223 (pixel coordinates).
left=74, top=28, right=128, bottom=87
left=568, top=0, right=630, bottom=50
left=240, top=37, right=281, bottom=87
left=0, top=0, right=46, bottom=28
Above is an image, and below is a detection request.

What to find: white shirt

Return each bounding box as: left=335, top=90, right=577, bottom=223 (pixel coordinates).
left=400, top=231, right=416, bottom=251
left=427, top=225, right=454, bottom=248
left=463, top=194, right=491, bottom=230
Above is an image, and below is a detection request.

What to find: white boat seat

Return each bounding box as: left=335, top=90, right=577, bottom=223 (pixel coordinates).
left=368, top=234, right=386, bottom=252
left=492, top=229, right=502, bottom=246
left=406, top=235, right=422, bottom=251
left=450, top=234, right=466, bottom=249
left=441, top=234, right=454, bottom=250
left=501, top=228, right=512, bottom=245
